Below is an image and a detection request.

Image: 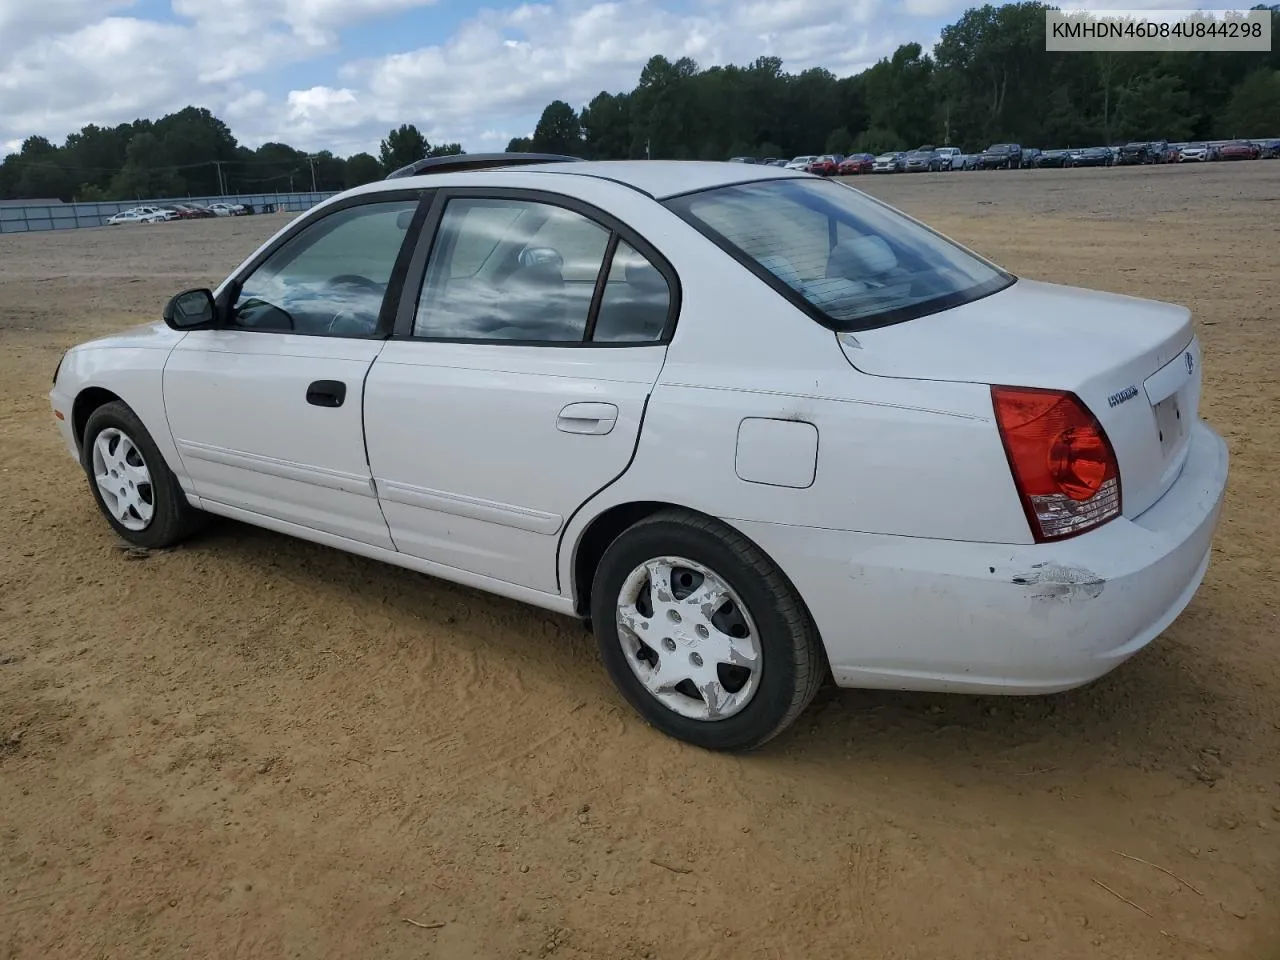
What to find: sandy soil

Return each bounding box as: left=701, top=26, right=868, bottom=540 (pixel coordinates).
left=2, top=162, right=1278, bottom=960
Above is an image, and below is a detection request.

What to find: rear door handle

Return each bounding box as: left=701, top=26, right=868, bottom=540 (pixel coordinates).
left=557, top=401, right=618, bottom=435
left=306, top=380, right=346, bottom=408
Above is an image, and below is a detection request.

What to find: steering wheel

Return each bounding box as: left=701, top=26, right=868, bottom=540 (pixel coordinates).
left=323, top=274, right=385, bottom=334
left=330, top=274, right=384, bottom=293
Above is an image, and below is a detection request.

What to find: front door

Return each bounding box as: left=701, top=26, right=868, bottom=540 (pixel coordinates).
left=364, top=191, right=677, bottom=592
left=164, top=196, right=421, bottom=548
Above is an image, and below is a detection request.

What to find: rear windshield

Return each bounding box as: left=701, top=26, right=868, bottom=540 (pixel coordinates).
left=665, top=178, right=1013, bottom=332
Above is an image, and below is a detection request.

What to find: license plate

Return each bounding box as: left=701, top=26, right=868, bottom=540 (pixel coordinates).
left=1153, top=393, right=1184, bottom=457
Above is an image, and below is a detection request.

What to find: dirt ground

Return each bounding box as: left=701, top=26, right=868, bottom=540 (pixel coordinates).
left=2, top=162, right=1278, bottom=960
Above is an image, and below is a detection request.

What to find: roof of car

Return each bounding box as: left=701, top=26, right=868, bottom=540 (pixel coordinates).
left=366, top=159, right=809, bottom=201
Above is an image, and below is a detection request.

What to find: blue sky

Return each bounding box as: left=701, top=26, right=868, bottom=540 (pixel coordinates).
left=0, top=0, right=1201, bottom=157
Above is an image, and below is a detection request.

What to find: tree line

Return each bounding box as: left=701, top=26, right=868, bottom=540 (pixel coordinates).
left=3, top=2, right=1278, bottom=203
left=517, top=2, right=1279, bottom=161
left=0, top=112, right=461, bottom=203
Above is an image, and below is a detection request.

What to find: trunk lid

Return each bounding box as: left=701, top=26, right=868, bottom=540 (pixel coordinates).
left=839, top=278, right=1199, bottom=518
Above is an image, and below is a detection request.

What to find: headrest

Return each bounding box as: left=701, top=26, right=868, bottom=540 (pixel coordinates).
left=622, top=258, right=667, bottom=291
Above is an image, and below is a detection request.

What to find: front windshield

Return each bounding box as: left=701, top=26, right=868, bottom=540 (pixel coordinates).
left=666, top=178, right=1013, bottom=331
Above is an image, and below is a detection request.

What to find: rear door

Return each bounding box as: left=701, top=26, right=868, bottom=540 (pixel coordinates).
left=363, top=189, right=678, bottom=593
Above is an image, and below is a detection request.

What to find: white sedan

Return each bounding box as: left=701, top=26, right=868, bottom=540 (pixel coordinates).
left=106, top=208, right=168, bottom=225
left=50, top=159, right=1229, bottom=751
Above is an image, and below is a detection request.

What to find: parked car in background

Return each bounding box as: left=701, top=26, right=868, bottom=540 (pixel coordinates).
left=785, top=156, right=817, bottom=170
left=1178, top=142, right=1210, bottom=162
left=872, top=152, right=905, bottom=173
left=162, top=204, right=201, bottom=220
left=979, top=143, right=1023, bottom=169
left=1118, top=141, right=1168, bottom=165
left=728, top=156, right=758, bottom=164
left=1218, top=140, right=1259, bottom=161
left=933, top=147, right=961, bottom=170
left=1035, top=149, right=1073, bottom=168
left=1260, top=139, right=1280, bottom=159
left=807, top=155, right=844, bottom=176
left=50, top=156, right=1229, bottom=753
left=1071, top=147, right=1114, bottom=167
left=903, top=148, right=937, bottom=172
left=208, top=202, right=247, bottom=217
left=109, top=207, right=174, bottom=225
left=1022, top=148, right=1042, bottom=168
left=951, top=153, right=980, bottom=170
left=837, top=153, right=875, bottom=175
left=1117, top=142, right=1144, bottom=165
left=106, top=208, right=165, bottom=225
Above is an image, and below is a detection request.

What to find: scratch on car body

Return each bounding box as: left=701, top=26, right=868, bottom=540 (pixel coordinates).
left=1011, top=563, right=1105, bottom=602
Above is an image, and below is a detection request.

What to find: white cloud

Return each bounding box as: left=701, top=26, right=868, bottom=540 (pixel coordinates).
left=0, top=0, right=136, bottom=50
left=0, top=0, right=971, bottom=158
left=170, top=0, right=443, bottom=47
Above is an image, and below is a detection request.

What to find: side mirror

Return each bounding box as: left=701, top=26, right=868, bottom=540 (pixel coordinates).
left=163, top=288, right=218, bottom=330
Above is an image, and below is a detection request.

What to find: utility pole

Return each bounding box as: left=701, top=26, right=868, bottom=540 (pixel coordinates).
left=306, top=155, right=318, bottom=192
left=213, top=160, right=226, bottom=197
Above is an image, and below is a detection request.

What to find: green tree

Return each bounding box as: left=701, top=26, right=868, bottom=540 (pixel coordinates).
left=506, top=136, right=533, bottom=152
left=531, top=100, right=583, bottom=154
left=154, top=106, right=239, bottom=195
left=379, top=124, right=428, bottom=172
left=344, top=153, right=383, bottom=187
left=1115, top=74, right=1194, bottom=140
left=308, top=150, right=346, bottom=191
left=107, top=132, right=181, bottom=199
left=853, top=128, right=906, bottom=154
left=825, top=128, right=853, bottom=154
left=581, top=92, right=632, bottom=159
left=1218, top=68, right=1280, bottom=138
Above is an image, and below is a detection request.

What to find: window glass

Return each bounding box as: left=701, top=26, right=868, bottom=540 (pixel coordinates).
left=413, top=198, right=610, bottom=341
left=666, top=178, right=1011, bottom=331
left=230, top=199, right=417, bottom=336
left=591, top=240, right=671, bottom=343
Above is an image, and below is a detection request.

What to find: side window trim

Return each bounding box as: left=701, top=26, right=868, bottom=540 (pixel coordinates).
left=582, top=231, right=620, bottom=343
left=213, top=188, right=433, bottom=339
left=391, top=186, right=682, bottom=347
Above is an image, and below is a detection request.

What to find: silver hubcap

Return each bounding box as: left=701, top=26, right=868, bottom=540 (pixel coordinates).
left=615, top=556, right=762, bottom=721
left=91, top=428, right=154, bottom=531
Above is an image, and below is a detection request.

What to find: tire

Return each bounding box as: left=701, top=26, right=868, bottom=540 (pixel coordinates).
left=589, top=509, right=826, bottom=752
left=81, top=400, right=204, bottom=549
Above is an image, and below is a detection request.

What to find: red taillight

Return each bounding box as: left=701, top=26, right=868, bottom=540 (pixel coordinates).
left=992, top=385, right=1122, bottom=542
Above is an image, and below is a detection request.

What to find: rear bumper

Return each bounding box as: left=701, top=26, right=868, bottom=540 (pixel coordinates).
left=729, top=420, right=1228, bottom=695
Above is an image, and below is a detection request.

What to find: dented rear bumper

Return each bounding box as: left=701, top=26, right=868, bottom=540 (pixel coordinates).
left=727, top=420, right=1229, bottom=694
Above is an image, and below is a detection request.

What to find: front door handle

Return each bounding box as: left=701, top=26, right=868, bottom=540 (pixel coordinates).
left=306, top=380, right=347, bottom=408
left=557, top=401, right=618, bottom=435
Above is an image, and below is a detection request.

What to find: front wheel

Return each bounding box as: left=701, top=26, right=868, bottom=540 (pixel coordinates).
left=590, top=510, right=826, bottom=752
left=81, top=401, right=205, bottom=549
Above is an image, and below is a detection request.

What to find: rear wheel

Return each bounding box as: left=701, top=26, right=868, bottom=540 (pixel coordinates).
left=81, top=401, right=204, bottom=549
left=590, top=510, right=825, bottom=752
